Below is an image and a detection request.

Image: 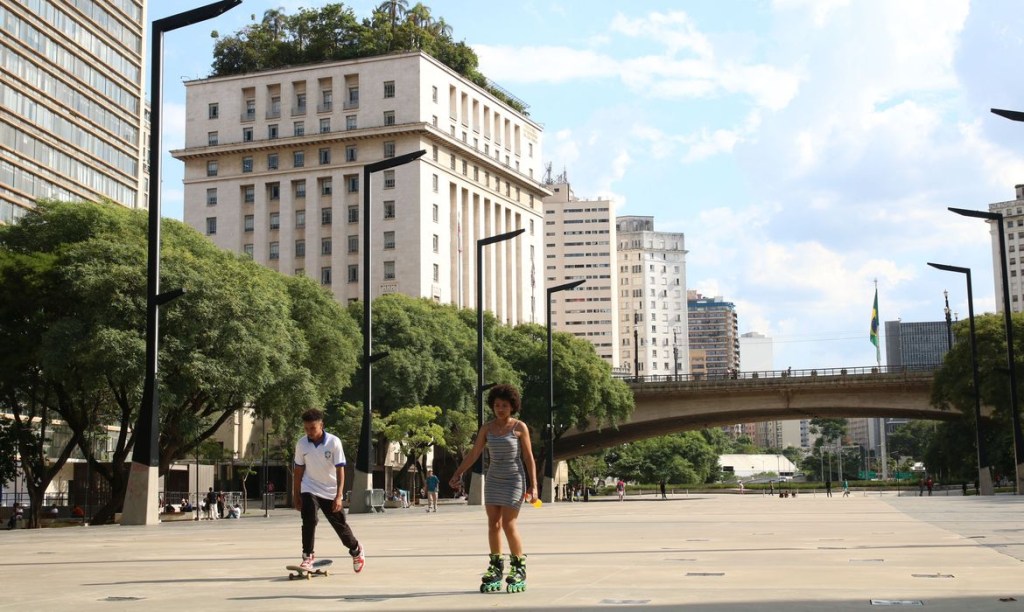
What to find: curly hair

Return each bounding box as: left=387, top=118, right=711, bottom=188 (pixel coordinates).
left=486, top=383, right=521, bottom=414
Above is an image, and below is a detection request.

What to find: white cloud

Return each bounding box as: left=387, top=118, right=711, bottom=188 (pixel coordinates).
left=609, top=11, right=714, bottom=59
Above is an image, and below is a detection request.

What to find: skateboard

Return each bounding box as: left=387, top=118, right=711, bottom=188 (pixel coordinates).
left=286, top=559, right=333, bottom=580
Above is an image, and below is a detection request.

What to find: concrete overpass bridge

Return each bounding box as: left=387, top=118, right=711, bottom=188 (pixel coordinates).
left=554, top=366, right=957, bottom=461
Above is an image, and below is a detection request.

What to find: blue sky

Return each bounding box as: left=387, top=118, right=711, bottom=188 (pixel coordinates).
left=149, top=0, right=1024, bottom=370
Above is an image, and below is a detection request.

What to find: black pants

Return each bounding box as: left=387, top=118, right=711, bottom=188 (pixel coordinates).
left=301, top=493, right=359, bottom=557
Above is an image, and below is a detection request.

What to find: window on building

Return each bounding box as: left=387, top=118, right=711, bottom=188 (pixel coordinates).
left=347, top=175, right=359, bottom=193
left=432, top=264, right=439, bottom=282
left=348, top=235, right=358, bottom=253
left=293, top=151, right=304, bottom=167
left=242, top=157, right=253, bottom=173
left=243, top=243, right=253, bottom=258
left=320, top=178, right=332, bottom=195
left=348, top=206, right=359, bottom=223
left=384, top=81, right=395, bottom=98
left=383, top=261, right=395, bottom=280
left=348, top=265, right=358, bottom=283
left=432, top=174, right=439, bottom=192
left=294, top=121, right=304, bottom=136
left=206, top=188, right=217, bottom=206
left=269, top=242, right=280, bottom=260
left=269, top=96, right=281, bottom=117
left=295, top=93, right=306, bottom=113
left=432, top=234, right=439, bottom=253
left=269, top=212, right=280, bottom=230
left=346, top=115, right=357, bottom=130
left=383, top=200, right=395, bottom=219
left=321, top=207, right=332, bottom=225
left=432, top=204, right=438, bottom=222
left=206, top=217, right=217, bottom=235
left=268, top=124, right=279, bottom=139
left=431, top=85, right=438, bottom=103
left=295, top=209, right=305, bottom=228
left=242, top=185, right=254, bottom=203
left=321, top=266, right=331, bottom=285
left=321, top=238, right=332, bottom=255
left=267, top=153, right=279, bottom=170
left=295, top=240, right=305, bottom=258
left=206, top=160, right=218, bottom=177
left=383, top=141, right=395, bottom=158
left=294, top=181, right=306, bottom=199
left=346, top=145, right=357, bottom=162
left=319, top=148, right=331, bottom=164
left=208, top=103, right=219, bottom=119
left=383, top=231, right=395, bottom=249
left=243, top=127, right=253, bottom=142
left=384, top=110, right=395, bottom=126
left=348, top=86, right=359, bottom=106
left=321, top=90, right=332, bottom=111
left=383, top=170, right=395, bottom=189
left=267, top=183, right=280, bottom=200
left=243, top=215, right=254, bottom=232
left=319, top=118, right=330, bottom=133
left=207, top=131, right=218, bottom=146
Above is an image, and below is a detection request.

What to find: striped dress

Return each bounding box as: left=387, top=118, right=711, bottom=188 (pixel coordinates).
left=484, top=424, right=526, bottom=510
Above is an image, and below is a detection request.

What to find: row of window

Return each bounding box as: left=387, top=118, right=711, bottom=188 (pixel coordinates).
left=204, top=142, right=397, bottom=174
left=297, top=261, right=440, bottom=286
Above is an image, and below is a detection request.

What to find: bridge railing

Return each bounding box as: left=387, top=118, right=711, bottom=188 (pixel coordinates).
left=617, top=364, right=940, bottom=385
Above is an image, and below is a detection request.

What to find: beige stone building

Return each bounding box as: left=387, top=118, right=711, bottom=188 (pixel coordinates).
left=616, top=216, right=689, bottom=377
left=173, top=51, right=548, bottom=324
left=987, top=184, right=1024, bottom=313
left=0, top=0, right=149, bottom=221
left=542, top=181, right=619, bottom=365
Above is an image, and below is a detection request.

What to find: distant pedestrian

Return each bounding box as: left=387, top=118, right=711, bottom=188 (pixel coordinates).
left=616, top=479, right=626, bottom=502
left=768, top=481, right=774, bottom=496
left=825, top=480, right=832, bottom=498
left=425, top=470, right=439, bottom=512
left=925, top=477, right=933, bottom=496
left=204, top=488, right=217, bottom=520
left=842, top=480, right=850, bottom=497
left=974, top=479, right=980, bottom=496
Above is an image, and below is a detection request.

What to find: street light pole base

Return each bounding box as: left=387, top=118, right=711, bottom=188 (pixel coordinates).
left=978, top=467, right=994, bottom=496
left=349, top=469, right=373, bottom=513
left=469, top=472, right=484, bottom=506
left=122, top=462, right=160, bottom=526
left=542, top=475, right=554, bottom=504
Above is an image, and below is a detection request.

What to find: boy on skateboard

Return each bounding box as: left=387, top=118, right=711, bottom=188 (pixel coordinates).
left=293, top=409, right=365, bottom=573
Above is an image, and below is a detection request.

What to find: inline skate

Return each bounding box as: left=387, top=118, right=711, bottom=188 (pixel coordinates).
left=479, top=553, right=503, bottom=592
left=505, top=554, right=526, bottom=593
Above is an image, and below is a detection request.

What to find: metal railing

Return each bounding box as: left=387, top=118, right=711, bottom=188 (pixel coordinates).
left=617, top=364, right=941, bottom=384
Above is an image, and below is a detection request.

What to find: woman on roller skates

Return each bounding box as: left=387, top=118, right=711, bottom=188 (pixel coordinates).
left=450, top=384, right=538, bottom=593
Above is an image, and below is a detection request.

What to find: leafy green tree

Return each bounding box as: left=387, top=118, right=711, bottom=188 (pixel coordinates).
left=209, top=3, right=528, bottom=113
left=380, top=404, right=446, bottom=493
left=887, top=421, right=934, bottom=460
left=607, top=433, right=716, bottom=488
left=0, top=201, right=360, bottom=524
left=568, top=452, right=607, bottom=488
left=931, top=313, right=1021, bottom=484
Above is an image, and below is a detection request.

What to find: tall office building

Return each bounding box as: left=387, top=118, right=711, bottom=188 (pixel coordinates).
left=173, top=52, right=547, bottom=323
left=884, top=320, right=949, bottom=371
left=543, top=180, right=619, bottom=365
left=988, top=185, right=1024, bottom=313
left=0, top=0, right=148, bottom=222
left=616, top=216, right=688, bottom=377
left=741, top=332, right=803, bottom=450
left=687, top=291, right=739, bottom=379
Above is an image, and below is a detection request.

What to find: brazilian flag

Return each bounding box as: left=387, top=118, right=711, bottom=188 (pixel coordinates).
left=870, top=287, right=880, bottom=364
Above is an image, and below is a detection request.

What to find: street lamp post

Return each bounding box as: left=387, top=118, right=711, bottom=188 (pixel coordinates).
left=949, top=206, right=1024, bottom=495
left=473, top=228, right=526, bottom=506
left=262, top=416, right=270, bottom=517
left=122, top=0, right=242, bottom=526
left=928, top=262, right=993, bottom=495
left=633, top=313, right=641, bottom=381
left=943, top=290, right=953, bottom=350
left=544, top=279, right=585, bottom=503
left=350, top=149, right=426, bottom=514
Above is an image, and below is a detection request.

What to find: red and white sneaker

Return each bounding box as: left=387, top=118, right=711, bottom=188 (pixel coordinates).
left=352, top=546, right=365, bottom=573
left=299, top=554, right=315, bottom=571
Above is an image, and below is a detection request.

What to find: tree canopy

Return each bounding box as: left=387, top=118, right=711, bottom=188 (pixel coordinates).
left=0, top=200, right=360, bottom=523
left=210, top=2, right=527, bottom=113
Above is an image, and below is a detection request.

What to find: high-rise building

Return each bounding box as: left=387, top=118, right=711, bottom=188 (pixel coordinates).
left=543, top=181, right=618, bottom=365
left=988, top=185, right=1024, bottom=313
left=616, top=216, right=688, bottom=377
left=0, top=0, right=149, bottom=222
left=884, top=320, right=949, bottom=371
left=687, top=291, right=738, bottom=379
left=173, top=52, right=547, bottom=323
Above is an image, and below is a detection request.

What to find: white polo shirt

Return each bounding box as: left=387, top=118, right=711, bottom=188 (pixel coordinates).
left=294, top=431, right=346, bottom=500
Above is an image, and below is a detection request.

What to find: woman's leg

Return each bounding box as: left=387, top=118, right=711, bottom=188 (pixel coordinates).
left=485, top=504, right=503, bottom=554
left=500, top=506, right=524, bottom=556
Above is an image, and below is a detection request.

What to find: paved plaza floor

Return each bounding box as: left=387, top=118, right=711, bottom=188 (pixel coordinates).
left=2, top=491, right=1023, bottom=611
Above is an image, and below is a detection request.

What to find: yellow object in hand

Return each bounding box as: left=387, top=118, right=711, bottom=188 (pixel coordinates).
left=531, top=498, right=542, bottom=508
